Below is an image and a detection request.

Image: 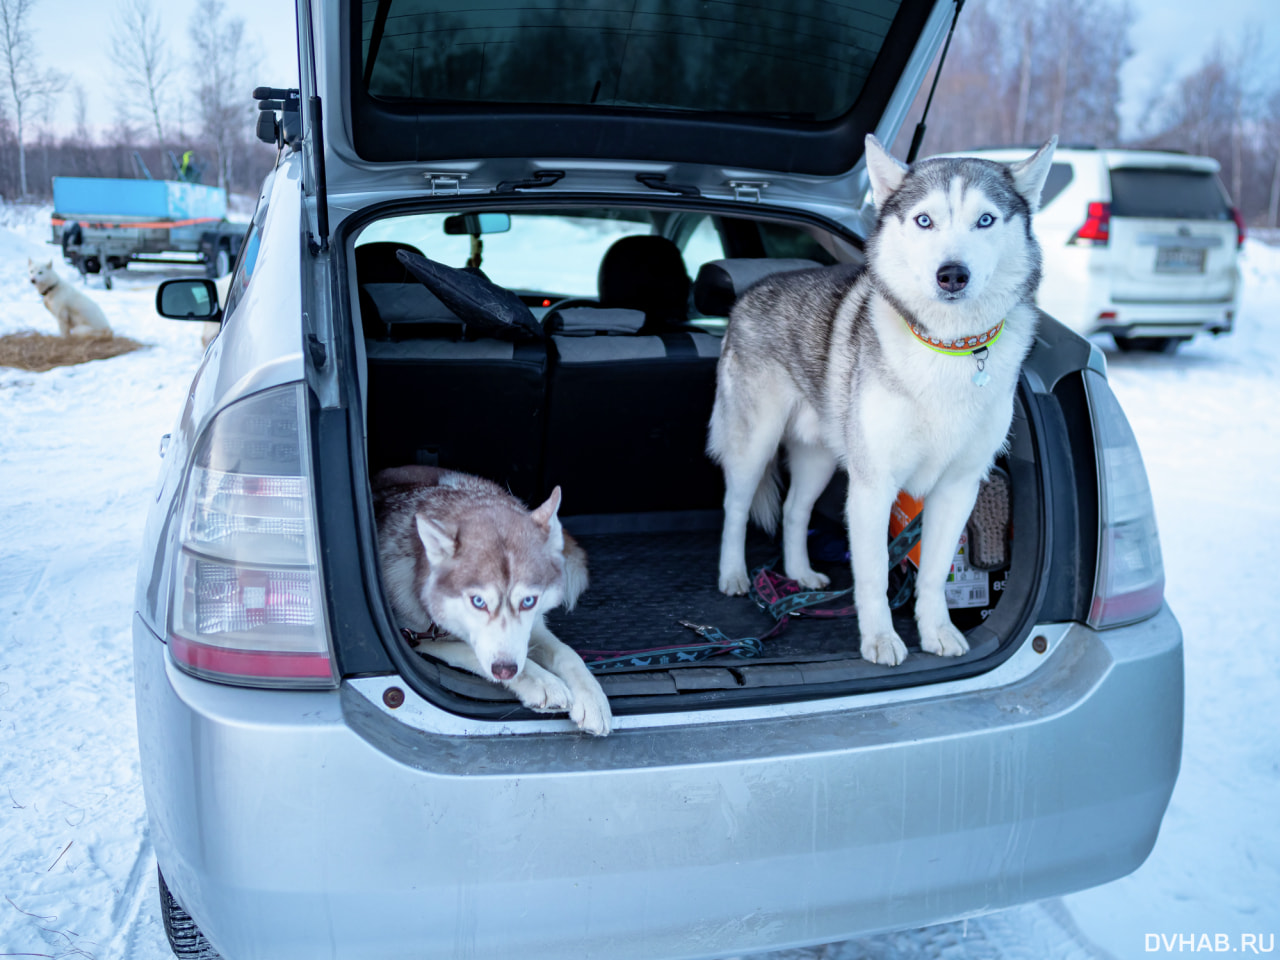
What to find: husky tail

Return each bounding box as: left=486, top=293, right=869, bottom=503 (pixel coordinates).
left=749, top=457, right=782, bottom=535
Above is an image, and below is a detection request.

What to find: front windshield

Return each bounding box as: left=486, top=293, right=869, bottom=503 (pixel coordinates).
left=357, top=211, right=657, bottom=298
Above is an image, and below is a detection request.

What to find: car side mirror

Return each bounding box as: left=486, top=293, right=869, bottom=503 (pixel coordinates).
left=443, top=212, right=511, bottom=236
left=156, top=278, right=222, bottom=322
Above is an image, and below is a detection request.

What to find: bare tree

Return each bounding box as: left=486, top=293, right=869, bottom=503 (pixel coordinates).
left=891, top=0, right=1132, bottom=158
left=1265, top=88, right=1280, bottom=229
left=188, top=0, right=257, bottom=191
left=71, top=82, right=90, bottom=145
left=109, top=0, right=174, bottom=148
left=0, top=0, right=65, bottom=196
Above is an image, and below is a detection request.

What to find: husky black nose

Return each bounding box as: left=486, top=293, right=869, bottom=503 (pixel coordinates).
left=936, top=262, right=970, bottom=293
left=490, top=660, right=518, bottom=681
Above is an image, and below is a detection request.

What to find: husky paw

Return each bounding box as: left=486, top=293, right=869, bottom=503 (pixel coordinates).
left=719, top=566, right=751, bottom=596
left=787, top=567, right=830, bottom=590
left=508, top=666, right=573, bottom=713
left=861, top=632, right=908, bottom=666
left=569, top=680, right=613, bottom=737
left=919, top=621, right=970, bottom=658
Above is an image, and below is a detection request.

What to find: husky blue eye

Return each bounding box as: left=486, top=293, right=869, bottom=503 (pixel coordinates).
left=977, top=213, right=996, bottom=228
left=470, top=595, right=486, bottom=610
left=521, top=595, right=538, bottom=610
left=914, top=214, right=932, bottom=228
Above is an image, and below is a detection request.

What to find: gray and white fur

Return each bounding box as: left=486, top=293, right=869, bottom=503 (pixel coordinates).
left=708, top=135, right=1057, bottom=666
left=374, top=466, right=610, bottom=735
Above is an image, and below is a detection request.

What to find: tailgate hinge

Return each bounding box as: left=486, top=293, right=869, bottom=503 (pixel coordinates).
left=422, top=172, right=470, bottom=196
left=728, top=180, right=769, bottom=203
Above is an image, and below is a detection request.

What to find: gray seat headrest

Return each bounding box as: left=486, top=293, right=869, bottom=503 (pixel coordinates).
left=693, top=258, right=822, bottom=316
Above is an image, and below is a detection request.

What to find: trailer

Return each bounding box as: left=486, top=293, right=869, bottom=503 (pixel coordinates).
left=50, top=177, right=248, bottom=288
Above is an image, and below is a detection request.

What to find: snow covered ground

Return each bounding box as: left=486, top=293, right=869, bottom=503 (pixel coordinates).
left=0, top=200, right=1277, bottom=958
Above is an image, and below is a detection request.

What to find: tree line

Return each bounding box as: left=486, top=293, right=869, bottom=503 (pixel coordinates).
left=0, top=0, right=273, bottom=202
left=3, top=0, right=1278, bottom=227
left=893, top=0, right=1280, bottom=227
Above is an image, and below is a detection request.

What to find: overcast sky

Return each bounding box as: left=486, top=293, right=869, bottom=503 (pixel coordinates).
left=23, top=0, right=1280, bottom=146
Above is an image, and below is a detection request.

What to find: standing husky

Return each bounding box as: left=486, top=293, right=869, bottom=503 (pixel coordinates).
left=374, top=466, right=612, bottom=736
left=28, top=259, right=114, bottom=338
left=709, top=135, right=1056, bottom=667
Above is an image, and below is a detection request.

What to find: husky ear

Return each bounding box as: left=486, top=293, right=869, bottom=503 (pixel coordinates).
left=531, top=486, right=564, bottom=550
left=1008, top=136, right=1058, bottom=213
left=415, top=513, right=457, bottom=566
left=865, top=134, right=908, bottom=208
left=530, top=486, right=562, bottom=528
left=560, top=532, right=589, bottom=611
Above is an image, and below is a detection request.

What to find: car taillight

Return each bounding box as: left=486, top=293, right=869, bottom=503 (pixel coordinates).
left=1071, top=201, right=1110, bottom=246
left=1084, top=370, right=1165, bottom=628
left=1230, top=206, right=1246, bottom=248
left=168, top=383, right=336, bottom=688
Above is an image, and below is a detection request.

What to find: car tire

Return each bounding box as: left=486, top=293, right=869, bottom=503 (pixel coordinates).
left=158, top=868, right=223, bottom=959
left=1113, top=336, right=1182, bottom=353
left=207, top=246, right=231, bottom=279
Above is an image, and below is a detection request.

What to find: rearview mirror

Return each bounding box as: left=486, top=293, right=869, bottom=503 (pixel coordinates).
left=443, top=212, right=511, bottom=236
left=156, top=278, right=222, bottom=321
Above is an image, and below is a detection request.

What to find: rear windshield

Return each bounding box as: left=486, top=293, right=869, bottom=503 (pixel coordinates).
left=1109, top=168, right=1231, bottom=220
left=360, top=0, right=903, bottom=121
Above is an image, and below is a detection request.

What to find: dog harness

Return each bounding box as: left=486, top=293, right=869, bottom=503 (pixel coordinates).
left=904, top=317, right=1004, bottom=386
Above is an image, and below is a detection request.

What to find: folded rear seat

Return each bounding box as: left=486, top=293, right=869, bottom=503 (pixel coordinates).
left=542, top=307, right=723, bottom=516
left=360, top=247, right=548, bottom=503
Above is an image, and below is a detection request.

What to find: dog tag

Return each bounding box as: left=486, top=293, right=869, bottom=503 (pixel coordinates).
left=971, top=346, right=990, bottom=386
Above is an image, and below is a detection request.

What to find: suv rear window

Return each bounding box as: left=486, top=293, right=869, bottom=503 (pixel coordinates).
left=1109, top=168, right=1231, bottom=220
left=360, top=0, right=903, bottom=122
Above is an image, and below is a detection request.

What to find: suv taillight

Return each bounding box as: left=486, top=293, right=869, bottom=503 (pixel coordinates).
left=1230, top=207, right=1246, bottom=248
left=168, top=383, right=336, bottom=688
left=1071, top=201, right=1111, bottom=246
left=1084, top=370, right=1165, bottom=628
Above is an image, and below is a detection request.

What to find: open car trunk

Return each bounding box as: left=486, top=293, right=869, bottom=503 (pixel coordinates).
left=350, top=201, right=1048, bottom=716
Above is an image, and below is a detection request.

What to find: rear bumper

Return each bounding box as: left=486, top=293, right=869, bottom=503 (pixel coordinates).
left=1090, top=298, right=1237, bottom=339
left=134, top=608, right=1183, bottom=960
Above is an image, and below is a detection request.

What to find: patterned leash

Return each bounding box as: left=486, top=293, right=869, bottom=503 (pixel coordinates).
left=579, top=514, right=922, bottom=674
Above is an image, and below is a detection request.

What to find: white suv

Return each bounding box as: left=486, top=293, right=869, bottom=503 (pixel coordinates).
left=963, top=147, right=1244, bottom=352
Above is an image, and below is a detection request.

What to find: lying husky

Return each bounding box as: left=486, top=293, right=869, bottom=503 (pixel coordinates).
left=28, top=259, right=114, bottom=338
left=374, top=466, right=612, bottom=736
left=709, top=135, right=1056, bottom=667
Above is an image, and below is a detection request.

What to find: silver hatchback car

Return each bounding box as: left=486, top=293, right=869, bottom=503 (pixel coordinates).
left=135, top=1, right=1182, bottom=958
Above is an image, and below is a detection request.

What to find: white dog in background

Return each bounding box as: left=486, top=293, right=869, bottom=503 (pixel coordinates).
left=28, top=259, right=114, bottom=339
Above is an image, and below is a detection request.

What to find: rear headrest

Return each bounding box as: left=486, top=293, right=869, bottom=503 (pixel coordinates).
left=355, top=241, right=424, bottom=284
left=597, top=235, right=690, bottom=330
left=693, top=258, right=822, bottom=316
left=547, top=307, right=646, bottom=336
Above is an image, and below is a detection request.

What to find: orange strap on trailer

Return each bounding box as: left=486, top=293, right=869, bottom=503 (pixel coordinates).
left=51, top=216, right=221, bottom=230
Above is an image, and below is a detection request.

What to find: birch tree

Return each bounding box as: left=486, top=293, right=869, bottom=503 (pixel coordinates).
left=109, top=0, right=173, bottom=148
left=188, top=0, right=256, bottom=190
left=0, top=0, right=65, bottom=196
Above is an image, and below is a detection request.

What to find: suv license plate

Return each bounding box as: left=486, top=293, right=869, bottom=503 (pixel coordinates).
left=1155, top=246, right=1206, bottom=273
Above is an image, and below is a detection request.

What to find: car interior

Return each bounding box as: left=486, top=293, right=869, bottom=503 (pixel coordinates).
left=350, top=205, right=1024, bottom=709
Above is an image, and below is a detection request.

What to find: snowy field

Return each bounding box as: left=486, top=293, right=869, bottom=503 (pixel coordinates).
left=0, top=200, right=1277, bottom=958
